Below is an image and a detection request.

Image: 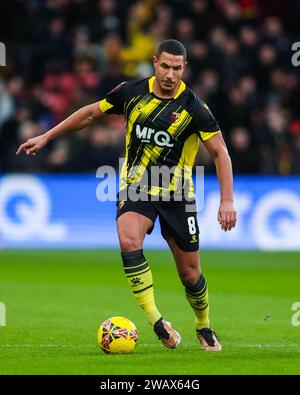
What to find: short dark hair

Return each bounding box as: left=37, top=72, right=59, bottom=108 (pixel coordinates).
left=156, top=39, right=187, bottom=61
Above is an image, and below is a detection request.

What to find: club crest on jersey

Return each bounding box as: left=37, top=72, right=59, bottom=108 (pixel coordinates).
left=135, top=124, right=174, bottom=147
left=170, top=112, right=181, bottom=123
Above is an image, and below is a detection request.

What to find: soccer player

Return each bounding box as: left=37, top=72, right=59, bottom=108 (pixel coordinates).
left=17, top=39, right=236, bottom=351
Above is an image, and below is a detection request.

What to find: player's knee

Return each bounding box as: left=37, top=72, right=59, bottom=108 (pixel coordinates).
left=119, top=235, right=141, bottom=252
left=179, top=268, right=201, bottom=288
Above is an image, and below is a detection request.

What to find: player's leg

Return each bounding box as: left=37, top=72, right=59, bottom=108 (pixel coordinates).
left=165, top=236, right=221, bottom=351
left=158, top=202, right=221, bottom=351
left=117, top=209, right=181, bottom=348
left=117, top=211, right=161, bottom=325
left=164, top=237, right=210, bottom=330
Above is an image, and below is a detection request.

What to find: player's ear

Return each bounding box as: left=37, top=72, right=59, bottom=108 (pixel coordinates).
left=153, top=56, right=158, bottom=67
left=182, top=60, right=188, bottom=73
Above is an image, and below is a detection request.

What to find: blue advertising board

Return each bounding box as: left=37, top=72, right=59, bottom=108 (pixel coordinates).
left=0, top=174, right=300, bottom=250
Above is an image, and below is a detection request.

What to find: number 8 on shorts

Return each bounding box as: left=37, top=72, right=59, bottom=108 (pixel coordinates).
left=187, top=216, right=197, bottom=235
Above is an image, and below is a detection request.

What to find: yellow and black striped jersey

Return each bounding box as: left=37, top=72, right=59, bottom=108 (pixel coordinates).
left=99, top=76, right=220, bottom=200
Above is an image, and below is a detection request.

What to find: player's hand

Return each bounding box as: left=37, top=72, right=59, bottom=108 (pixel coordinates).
left=16, top=134, right=48, bottom=156
left=217, top=201, right=237, bottom=232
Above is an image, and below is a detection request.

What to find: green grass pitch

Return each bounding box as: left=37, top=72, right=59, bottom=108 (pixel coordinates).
left=0, top=249, right=300, bottom=375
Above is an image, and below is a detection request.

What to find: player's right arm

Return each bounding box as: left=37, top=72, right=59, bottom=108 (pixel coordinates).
left=193, top=97, right=236, bottom=232
left=16, top=101, right=104, bottom=156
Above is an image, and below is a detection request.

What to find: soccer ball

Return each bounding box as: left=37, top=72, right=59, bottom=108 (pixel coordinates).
left=97, top=316, right=138, bottom=354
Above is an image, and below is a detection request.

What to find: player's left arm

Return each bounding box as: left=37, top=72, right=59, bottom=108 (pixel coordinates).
left=203, top=133, right=237, bottom=232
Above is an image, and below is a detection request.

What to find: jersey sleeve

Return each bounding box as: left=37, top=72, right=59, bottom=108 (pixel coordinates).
left=99, top=82, right=128, bottom=115
left=193, top=100, right=221, bottom=142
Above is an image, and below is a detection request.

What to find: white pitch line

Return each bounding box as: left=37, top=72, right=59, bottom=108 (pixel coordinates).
left=0, top=344, right=96, bottom=348
left=0, top=343, right=299, bottom=349
left=231, top=344, right=297, bottom=348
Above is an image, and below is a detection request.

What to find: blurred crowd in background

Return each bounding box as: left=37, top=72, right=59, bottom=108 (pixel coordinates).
left=1, top=0, right=300, bottom=174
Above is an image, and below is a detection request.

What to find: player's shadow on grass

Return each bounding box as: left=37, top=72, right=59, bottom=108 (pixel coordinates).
left=78, top=346, right=179, bottom=357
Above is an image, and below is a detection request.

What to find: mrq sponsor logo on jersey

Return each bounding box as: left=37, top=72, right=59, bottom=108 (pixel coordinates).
left=135, top=124, right=174, bottom=147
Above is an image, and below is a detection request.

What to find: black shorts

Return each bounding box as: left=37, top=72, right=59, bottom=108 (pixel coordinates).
left=116, top=199, right=199, bottom=252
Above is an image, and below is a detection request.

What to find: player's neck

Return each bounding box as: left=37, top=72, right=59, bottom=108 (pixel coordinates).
left=152, top=78, right=181, bottom=99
